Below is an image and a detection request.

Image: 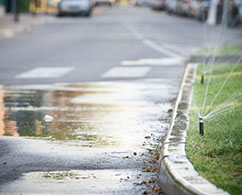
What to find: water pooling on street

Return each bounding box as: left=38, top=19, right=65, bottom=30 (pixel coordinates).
left=0, top=79, right=178, bottom=194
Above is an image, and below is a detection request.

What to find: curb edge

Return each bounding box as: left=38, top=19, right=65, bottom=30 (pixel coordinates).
left=158, top=63, right=230, bottom=195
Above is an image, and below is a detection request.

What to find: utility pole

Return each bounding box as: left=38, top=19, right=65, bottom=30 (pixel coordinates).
left=207, top=0, right=219, bottom=25
left=13, top=0, right=19, bottom=23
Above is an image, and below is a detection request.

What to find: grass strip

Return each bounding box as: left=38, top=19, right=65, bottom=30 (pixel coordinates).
left=186, top=63, right=242, bottom=195
left=197, top=45, right=242, bottom=55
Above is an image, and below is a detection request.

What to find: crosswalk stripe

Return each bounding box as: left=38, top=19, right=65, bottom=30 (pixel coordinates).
left=16, top=67, right=74, bottom=79
left=101, top=67, right=150, bottom=78
left=121, top=58, right=184, bottom=66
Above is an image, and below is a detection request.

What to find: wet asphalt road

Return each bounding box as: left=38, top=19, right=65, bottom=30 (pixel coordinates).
left=0, top=80, right=176, bottom=194
left=0, top=4, right=242, bottom=195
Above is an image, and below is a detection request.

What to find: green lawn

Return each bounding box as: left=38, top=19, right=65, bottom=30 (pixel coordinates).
left=197, top=45, right=242, bottom=55
left=186, top=62, right=242, bottom=194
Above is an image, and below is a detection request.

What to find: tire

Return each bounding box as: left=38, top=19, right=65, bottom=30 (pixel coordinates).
left=84, top=11, right=92, bottom=17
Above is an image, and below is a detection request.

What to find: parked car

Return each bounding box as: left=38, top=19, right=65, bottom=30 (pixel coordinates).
left=197, top=0, right=210, bottom=21
left=94, top=0, right=115, bottom=6
left=166, top=0, right=180, bottom=13
left=189, top=0, right=202, bottom=18
left=150, top=0, right=166, bottom=10
left=197, top=0, right=241, bottom=25
left=230, top=0, right=242, bottom=25
left=57, top=0, right=93, bottom=16
left=135, top=0, right=151, bottom=6
left=176, top=0, right=191, bottom=16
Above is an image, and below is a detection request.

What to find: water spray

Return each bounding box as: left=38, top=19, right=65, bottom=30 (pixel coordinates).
left=199, top=117, right=204, bottom=136
left=201, top=72, right=204, bottom=85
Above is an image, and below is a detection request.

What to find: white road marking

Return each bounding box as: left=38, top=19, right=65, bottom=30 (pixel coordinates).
left=142, top=40, right=183, bottom=58
left=16, top=67, right=74, bottom=79
left=121, top=58, right=184, bottom=66
left=123, top=23, right=184, bottom=58
left=101, top=67, right=150, bottom=78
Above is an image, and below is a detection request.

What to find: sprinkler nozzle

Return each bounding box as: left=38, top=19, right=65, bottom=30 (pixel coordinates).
left=199, top=117, right=204, bottom=136
left=201, top=72, right=204, bottom=84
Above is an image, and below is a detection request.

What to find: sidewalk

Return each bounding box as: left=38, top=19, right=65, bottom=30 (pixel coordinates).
left=0, top=14, right=54, bottom=40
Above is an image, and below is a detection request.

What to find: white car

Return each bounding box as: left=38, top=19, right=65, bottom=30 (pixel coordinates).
left=58, top=0, right=93, bottom=16
left=150, top=0, right=166, bottom=10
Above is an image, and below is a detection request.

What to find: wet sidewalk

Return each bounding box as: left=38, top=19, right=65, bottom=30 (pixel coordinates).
left=0, top=14, right=54, bottom=40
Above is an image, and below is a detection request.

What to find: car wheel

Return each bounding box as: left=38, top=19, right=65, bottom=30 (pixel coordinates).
left=57, top=10, right=64, bottom=17
left=84, top=10, right=92, bottom=17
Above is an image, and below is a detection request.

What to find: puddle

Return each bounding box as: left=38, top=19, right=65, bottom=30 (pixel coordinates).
left=0, top=80, right=174, bottom=147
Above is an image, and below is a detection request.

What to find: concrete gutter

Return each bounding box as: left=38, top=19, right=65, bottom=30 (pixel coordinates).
left=158, top=63, right=230, bottom=195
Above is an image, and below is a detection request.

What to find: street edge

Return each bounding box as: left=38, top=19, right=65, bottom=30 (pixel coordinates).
left=0, top=15, right=53, bottom=40
left=157, top=63, right=230, bottom=195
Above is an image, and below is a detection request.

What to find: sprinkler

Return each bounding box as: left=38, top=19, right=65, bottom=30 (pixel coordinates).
left=201, top=72, right=204, bottom=84
left=199, top=117, right=204, bottom=136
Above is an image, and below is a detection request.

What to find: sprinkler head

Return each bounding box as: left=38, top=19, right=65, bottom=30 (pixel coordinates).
left=199, top=117, right=204, bottom=136
left=201, top=72, right=204, bottom=84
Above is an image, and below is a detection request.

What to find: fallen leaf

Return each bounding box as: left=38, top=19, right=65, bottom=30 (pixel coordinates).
left=141, top=167, right=151, bottom=172
left=152, top=186, right=161, bottom=192
left=148, top=177, right=157, bottom=183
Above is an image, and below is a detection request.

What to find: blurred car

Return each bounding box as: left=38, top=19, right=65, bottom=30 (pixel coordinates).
left=150, top=0, right=166, bottom=10
left=189, top=0, right=202, bottom=18
left=135, top=0, right=151, bottom=6
left=176, top=0, right=191, bottom=16
left=57, top=0, right=93, bottom=16
left=94, top=0, right=115, bottom=6
left=230, top=0, right=242, bottom=25
left=166, top=0, right=180, bottom=13
left=197, top=0, right=210, bottom=21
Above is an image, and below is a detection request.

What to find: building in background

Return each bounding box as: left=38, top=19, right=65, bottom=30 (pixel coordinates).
left=29, top=0, right=59, bottom=14
left=29, top=0, right=47, bottom=14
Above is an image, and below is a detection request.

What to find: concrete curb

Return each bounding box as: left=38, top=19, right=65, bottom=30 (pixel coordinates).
left=158, top=63, right=229, bottom=195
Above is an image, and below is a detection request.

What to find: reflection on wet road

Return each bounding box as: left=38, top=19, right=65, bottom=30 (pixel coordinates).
left=0, top=80, right=173, bottom=148
left=0, top=79, right=177, bottom=194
